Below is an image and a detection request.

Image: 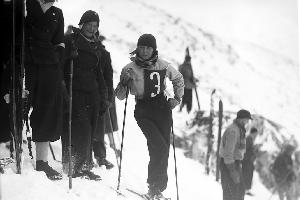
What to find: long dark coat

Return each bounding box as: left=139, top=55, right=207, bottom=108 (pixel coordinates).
left=0, top=65, right=11, bottom=143
left=61, top=28, right=109, bottom=173
left=0, top=0, right=23, bottom=143
left=25, top=0, right=64, bottom=142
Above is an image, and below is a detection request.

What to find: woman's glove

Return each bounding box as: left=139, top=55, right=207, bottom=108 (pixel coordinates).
left=168, top=98, right=180, bottom=110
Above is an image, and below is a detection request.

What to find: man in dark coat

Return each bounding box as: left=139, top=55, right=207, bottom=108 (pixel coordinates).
left=25, top=0, right=65, bottom=180
left=178, top=47, right=196, bottom=113
left=61, top=10, right=109, bottom=180
left=242, top=127, right=258, bottom=196
left=219, top=109, right=252, bottom=200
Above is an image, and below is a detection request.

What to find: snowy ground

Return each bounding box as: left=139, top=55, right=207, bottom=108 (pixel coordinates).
left=1, top=0, right=299, bottom=199
left=0, top=107, right=274, bottom=200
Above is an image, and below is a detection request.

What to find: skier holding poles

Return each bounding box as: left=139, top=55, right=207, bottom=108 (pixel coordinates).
left=61, top=10, right=108, bottom=181
left=24, top=0, right=65, bottom=180
left=178, top=47, right=199, bottom=113
left=115, top=33, right=184, bottom=199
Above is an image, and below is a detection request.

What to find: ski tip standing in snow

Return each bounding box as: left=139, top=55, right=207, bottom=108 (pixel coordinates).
left=115, top=33, right=184, bottom=200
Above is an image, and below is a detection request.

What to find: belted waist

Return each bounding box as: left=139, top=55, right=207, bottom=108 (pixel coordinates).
left=135, top=93, right=166, bottom=104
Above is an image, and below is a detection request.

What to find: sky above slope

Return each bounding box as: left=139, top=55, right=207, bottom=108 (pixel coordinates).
left=145, top=0, right=299, bottom=63
left=56, top=0, right=300, bottom=142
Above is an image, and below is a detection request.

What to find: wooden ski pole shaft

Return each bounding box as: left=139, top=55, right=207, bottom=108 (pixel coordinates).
left=68, top=58, right=74, bottom=189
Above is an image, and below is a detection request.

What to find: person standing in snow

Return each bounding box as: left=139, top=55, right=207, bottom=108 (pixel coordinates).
left=92, top=31, right=115, bottom=170
left=61, top=10, right=108, bottom=180
left=219, top=109, right=252, bottom=200
left=242, top=127, right=258, bottom=196
left=115, top=33, right=184, bottom=199
left=25, top=0, right=65, bottom=180
left=178, top=47, right=197, bottom=113
left=271, top=144, right=296, bottom=200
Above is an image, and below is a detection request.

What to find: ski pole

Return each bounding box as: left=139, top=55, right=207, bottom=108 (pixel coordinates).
left=117, top=87, right=129, bottom=191
left=171, top=121, right=180, bottom=200
left=68, top=45, right=76, bottom=190
left=107, top=110, right=120, bottom=168
left=49, top=143, right=56, bottom=161
left=11, top=0, right=22, bottom=174
left=193, top=87, right=200, bottom=111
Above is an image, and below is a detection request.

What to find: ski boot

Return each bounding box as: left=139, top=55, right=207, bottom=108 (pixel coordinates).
left=95, top=157, right=114, bottom=169
left=72, top=170, right=101, bottom=181
left=146, top=187, right=170, bottom=200
left=36, top=160, right=62, bottom=180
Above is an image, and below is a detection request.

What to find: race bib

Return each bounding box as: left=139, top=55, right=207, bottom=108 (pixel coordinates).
left=143, top=69, right=166, bottom=99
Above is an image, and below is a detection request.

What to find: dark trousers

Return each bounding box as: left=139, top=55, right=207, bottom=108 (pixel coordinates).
left=93, top=114, right=106, bottom=159
left=134, top=94, right=172, bottom=192
left=180, top=88, right=192, bottom=113
left=26, top=64, right=63, bottom=142
left=242, top=160, right=254, bottom=190
left=62, top=90, right=100, bottom=173
left=220, top=158, right=245, bottom=200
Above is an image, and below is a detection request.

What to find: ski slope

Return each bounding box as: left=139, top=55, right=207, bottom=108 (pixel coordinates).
left=1, top=0, right=299, bottom=199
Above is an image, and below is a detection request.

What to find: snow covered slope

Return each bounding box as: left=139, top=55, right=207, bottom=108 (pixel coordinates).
left=1, top=0, right=299, bottom=200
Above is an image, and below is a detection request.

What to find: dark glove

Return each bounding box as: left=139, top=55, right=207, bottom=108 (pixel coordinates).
left=168, top=98, right=180, bottom=110
left=55, top=45, right=65, bottom=65
left=70, top=40, right=78, bottom=59
left=226, top=163, right=240, bottom=184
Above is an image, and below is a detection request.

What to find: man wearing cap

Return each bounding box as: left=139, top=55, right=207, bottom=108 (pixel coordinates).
left=115, top=33, right=184, bottom=199
left=219, top=109, right=252, bottom=200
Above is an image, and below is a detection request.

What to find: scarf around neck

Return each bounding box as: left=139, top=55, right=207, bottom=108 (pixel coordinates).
left=130, top=51, right=158, bottom=68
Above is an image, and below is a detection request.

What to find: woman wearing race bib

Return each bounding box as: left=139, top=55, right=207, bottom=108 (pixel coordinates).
left=115, top=34, right=184, bottom=199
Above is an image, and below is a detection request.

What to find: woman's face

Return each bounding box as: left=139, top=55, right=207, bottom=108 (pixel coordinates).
left=82, top=21, right=98, bottom=38
left=137, top=45, right=154, bottom=60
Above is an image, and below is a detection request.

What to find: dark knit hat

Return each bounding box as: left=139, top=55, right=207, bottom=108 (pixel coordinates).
left=137, top=34, right=157, bottom=50
left=78, top=10, right=99, bottom=26
left=236, top=109, right=252, bottom=120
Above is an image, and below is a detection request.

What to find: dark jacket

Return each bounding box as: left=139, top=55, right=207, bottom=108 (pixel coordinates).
left=25, top=0, right=64, bottom=65
left=178, top=62, right=194, bottom=89
left=98, top=43, right=113, bottom=103
left=272, top=152, right=295, bottom=185
left=243, top=136, right=255, bottom=162
left=63, top=28, right=108, bottom=111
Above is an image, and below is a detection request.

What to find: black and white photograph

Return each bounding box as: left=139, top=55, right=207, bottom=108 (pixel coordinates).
left=0, top=0, right=299, bottom=199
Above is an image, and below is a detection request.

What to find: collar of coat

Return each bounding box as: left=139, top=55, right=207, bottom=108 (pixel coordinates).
left=71, top=27, right=104, bottom=60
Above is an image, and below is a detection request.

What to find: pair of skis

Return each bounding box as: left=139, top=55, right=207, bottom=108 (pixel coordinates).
left=10, top=0, right=26, bottom=174
left=204, top=89, right=223, bottom=179
left=114, top=187, right=171, bottom=200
